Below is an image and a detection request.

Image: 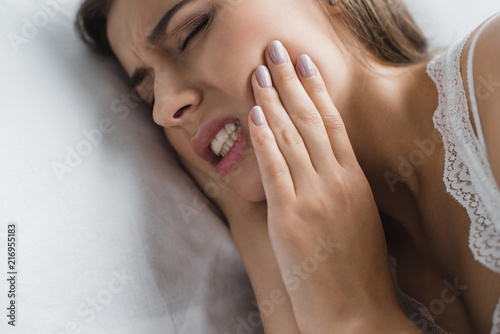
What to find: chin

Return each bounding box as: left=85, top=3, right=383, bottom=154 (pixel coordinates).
left=233, top=160, right=266, bottom=202
left=240, top=180, right=266, bottom=203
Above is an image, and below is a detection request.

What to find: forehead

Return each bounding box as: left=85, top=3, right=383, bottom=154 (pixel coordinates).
left=107, top=0, right=175, bottom=76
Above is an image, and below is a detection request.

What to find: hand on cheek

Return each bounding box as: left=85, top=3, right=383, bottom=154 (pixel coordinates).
left=247, top=41, right=410, bottom=332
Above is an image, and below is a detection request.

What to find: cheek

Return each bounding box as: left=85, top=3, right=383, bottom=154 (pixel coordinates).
left=198, top=4, right=284, bottom=100
left=200, top=39, right=258, bottom=105
left=199, top=1, right=331, bottom=100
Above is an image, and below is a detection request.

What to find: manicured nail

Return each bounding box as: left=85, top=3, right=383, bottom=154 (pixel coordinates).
left=298, top=54, right=315, bottom=78
left=256, top=66, right=272, bottom=88
left=269, top=40, right=287, bottom=65
left=251, top=106, right=265, bottom=126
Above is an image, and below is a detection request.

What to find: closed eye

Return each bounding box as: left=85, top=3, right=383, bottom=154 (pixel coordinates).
left=179, top=8, right=214, bottom=52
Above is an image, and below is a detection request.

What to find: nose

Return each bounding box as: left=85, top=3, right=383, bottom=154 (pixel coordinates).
left=152, top=79, right=202, bottom=128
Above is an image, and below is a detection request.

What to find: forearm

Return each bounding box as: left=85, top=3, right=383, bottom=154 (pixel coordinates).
left=229, top=213, right=423, bottom=334
left=229, top=213, right=302, bottom=334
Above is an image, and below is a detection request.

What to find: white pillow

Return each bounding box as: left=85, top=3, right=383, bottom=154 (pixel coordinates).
left=0, top=1, right=261, bottom=333
left=1, top=1, right=499, bottom=333
left=403, top=0, right=500, bottom=53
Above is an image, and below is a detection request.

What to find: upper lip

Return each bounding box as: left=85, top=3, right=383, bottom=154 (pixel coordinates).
left=191, top=115, right=240, bottom=164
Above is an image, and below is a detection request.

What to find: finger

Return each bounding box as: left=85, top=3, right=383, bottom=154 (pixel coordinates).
left=265, top=40, right=339, bottom=171
left=251, top=68, right=317, bottom=187
left=295, top=54, right=358, bottom=169
left=248, top=106, right=296, bottom=204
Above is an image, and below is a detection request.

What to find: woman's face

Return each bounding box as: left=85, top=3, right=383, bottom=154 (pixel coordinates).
left=107, top=0, right=349, bottom=202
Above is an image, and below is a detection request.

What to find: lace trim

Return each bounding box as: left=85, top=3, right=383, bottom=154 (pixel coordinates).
left=389, top=257, right=449, bottom=334
left=427, top=33, right=500, bottom=274
left=426, top=34, right=500, bottom=334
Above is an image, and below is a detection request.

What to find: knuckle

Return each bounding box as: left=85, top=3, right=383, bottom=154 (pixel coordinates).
left=253, top=130, right=274, bottom=147
left=276, top=68, right=297, bottom=83
left=330, top=173, right=356, bottom=200
left=258, top=92, right=276, bottom=107
left=330, top=171, right=347, bottom=187
left=300, top=189, right=329, bottom=214
left=308, top=81, right=327, bottom=94
left=268, top=161, right=289, bottom=179
left=312, top=196, right=330, bottom=214
left=322, top=113, right=344, bottom=130
left=280, top=127, right=303, bottom=146
left=297, top=108, right=322, bottom=126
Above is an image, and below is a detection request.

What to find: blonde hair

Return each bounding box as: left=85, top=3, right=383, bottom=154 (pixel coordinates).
left=75, top=0, right=428, bottom=65
left=325, top=0, right=429, bottom=66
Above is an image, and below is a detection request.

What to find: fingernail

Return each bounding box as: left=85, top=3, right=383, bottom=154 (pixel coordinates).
left=256, top=66, right=272, bottom=88
left=298, top=54, right=315, bottom=78
left=269, top=40, right=287, bottom=65
left=251, top=106, right=265, bottom=126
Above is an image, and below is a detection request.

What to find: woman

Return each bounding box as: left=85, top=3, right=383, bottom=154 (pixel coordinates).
left=75, top=0, right=500, bottom=333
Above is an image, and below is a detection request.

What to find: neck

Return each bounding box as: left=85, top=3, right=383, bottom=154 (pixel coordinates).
left=335, top=58, right=440, bottom=236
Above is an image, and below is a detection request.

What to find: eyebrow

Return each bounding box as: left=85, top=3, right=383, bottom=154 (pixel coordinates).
left=149, top=0, right=198, bottom=45
left=130, top=0, right=198, bottom=90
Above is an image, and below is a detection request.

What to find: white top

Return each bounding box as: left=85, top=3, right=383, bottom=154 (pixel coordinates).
left=391, top=12, right=500, bottom=334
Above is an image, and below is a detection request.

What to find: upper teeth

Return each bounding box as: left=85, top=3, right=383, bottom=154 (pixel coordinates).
left=210, top=121, right=240, bottom=157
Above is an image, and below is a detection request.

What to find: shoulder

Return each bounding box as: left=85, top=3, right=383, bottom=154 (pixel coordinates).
left=460, top=12, right=500, bottom=188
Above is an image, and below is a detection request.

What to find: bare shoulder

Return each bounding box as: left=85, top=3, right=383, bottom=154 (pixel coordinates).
left=460, top=12, right=500, bottom=188
left=455, top=15, right=500, bottom=332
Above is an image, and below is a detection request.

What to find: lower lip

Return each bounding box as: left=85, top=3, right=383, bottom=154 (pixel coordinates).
left=214, top=127, right=247, bottom=176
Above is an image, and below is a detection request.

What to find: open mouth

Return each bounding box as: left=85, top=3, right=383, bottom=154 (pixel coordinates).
left=209, top=121, right=241, bottom=158
left=192, top=116, right=247, bottom=176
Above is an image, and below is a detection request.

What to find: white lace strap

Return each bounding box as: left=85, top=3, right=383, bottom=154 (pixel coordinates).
left=467, top=11, right=500, bottom=149
left=427, top=22, right=500, bottom=334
